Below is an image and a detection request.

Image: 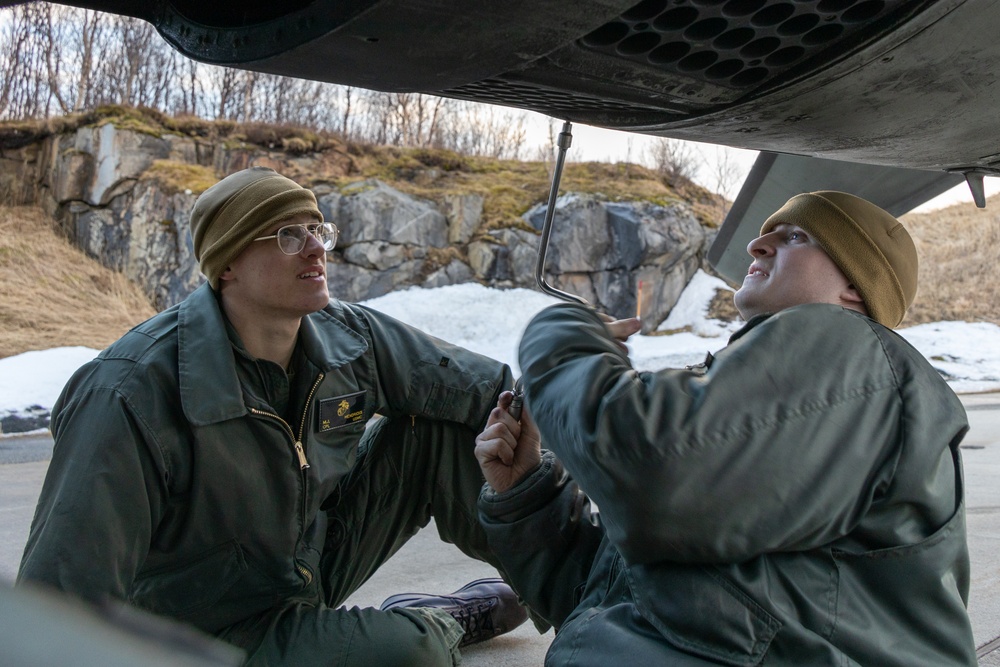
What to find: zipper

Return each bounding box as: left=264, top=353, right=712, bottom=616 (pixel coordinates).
left=294, top=372, right=323, bottom=588
left=248, top=372, right=324, bottom=471
left=295, top=373, right=325, bottom=468
left=248, top=407, right=305, bottom=468
left=249, top=372, right=325, bottom=589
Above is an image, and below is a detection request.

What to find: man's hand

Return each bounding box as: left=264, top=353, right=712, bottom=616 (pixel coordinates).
left=598, top=314, right=641, bottom=354
left=475, top=390, right=543, bottom=493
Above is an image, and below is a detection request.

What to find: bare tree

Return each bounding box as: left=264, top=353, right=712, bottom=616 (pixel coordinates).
left=1, top=4, right=56, bottom=119
left=623, top=136, right=634, bottom=176
left=0, top=5, right=535, bottom=163
left=645, top=137, right=699, bottom=185
left=239, top=70, right=258, bottom=123
left=0, top=5, right=36, bottom=117
left=288, top=80, right=339, bottom=130
left=533, top=118, right=558, bottom=179
left=122, top=18, right=176, bottom=109
left=339, top=86, right=354, bottom=138
left=82, top=13, right=126, bottom=108
left=174, top=56, right=202, bottom=116
left=386, top=93, right=409, bottom=144
left=113, top=17, right=147, bottom=104
left=41, top=4, right=71, bottom=114
left=440, top=102, right=526, bottom=159
left=352, top=91, right=452, bottom=147
left=210, top=65, right=238, bottom=119
left=709, top=146, right=745, bottom=219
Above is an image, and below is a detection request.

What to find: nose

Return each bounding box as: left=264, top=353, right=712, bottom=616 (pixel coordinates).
left=299, top=230, right=326, bottom=257
left=747, top=232, right=776, bottom=257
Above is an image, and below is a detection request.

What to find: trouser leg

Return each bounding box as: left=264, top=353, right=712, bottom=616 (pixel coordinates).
left=222, top=415, right=504, bottom=666
left=224, top=600, right=462, bottom=667
left=320, top=414, right=507, bottom=606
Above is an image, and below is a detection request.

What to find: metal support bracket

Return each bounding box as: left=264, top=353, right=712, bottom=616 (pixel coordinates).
left=947, top=167, right=1000, bottom=208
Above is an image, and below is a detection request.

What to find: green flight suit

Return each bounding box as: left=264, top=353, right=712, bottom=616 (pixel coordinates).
left=19, top=283, right=514, bottom=666
left=480, top=302, right=977, bottom=666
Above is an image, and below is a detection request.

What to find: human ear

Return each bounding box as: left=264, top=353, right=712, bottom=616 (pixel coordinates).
left=842, top=284, right=864, bottom=304
left=841, top=284, right=868, bottom=316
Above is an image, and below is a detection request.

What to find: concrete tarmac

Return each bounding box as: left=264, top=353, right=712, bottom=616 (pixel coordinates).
left=3, top=393, right=999, bottom=665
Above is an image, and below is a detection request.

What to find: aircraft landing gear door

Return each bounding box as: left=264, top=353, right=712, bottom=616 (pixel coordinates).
left=510, top=120, right=589, bottom=421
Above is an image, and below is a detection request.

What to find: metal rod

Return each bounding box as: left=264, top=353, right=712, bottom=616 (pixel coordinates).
left=534, top=120, right=588, bottom=305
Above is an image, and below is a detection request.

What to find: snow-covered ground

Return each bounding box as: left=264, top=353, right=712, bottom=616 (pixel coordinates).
left=2, top=272, right=999, bottom=436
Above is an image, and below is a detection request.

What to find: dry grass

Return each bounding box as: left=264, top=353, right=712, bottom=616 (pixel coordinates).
left=145, top=160, right=219, bottom=195
left=702, top=196, right=1000, bottom=327
left=0, top=206, right=156, bottom=358
left=349, top=146, right=720, bottom=231
left=901, top=196, right=1000, bottom=326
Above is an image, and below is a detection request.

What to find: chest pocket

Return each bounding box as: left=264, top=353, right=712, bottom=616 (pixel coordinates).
left=304, top=381, right=372, bottom=491
left=311, top=421, right=366, bottom=471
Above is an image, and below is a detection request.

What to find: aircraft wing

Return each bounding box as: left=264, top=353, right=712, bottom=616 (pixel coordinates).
left=708, top=152, right=965, bottom=284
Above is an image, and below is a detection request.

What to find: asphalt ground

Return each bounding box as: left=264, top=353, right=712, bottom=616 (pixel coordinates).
left=2, top=393, right=999, bottom=665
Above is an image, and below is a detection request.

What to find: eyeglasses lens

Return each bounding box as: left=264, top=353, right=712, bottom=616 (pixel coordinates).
left=276, top=223, right=338, bottom=254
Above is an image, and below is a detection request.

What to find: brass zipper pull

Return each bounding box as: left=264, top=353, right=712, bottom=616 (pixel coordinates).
left=294, top=441, right=310, bottom=469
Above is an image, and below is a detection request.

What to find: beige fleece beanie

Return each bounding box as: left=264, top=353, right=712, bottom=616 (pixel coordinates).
left=760, top=191, right=917, bottom=328
left=190, top=167, right=321, bottom=289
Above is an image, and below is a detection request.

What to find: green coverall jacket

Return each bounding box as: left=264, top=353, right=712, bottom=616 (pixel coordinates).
left=479, top=302, right=977, bottom=666
left=19, top=284, right=512, bottom=640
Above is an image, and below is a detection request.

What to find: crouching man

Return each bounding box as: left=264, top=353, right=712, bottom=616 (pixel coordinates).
left=19, top=167, right=527, bottom=666
left=475, top=191, right=977, bottom=665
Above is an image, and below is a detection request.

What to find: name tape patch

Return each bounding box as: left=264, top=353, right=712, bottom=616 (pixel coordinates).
left=318, top=391, right=367, bottom=432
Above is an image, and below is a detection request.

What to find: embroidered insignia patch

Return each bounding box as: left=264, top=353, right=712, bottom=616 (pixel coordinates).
left=318, top=391, right=366, bottom=431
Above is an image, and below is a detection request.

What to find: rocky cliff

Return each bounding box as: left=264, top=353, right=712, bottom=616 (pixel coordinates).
left=1, top=116, right=715, bottom=330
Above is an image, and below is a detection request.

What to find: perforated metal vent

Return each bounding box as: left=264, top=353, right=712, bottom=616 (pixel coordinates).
left=446, top=78, right=668, bottom=117
left=579, top=0, right=907, bottom=91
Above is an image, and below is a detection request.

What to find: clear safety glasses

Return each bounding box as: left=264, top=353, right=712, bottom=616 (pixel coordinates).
left=253, top=222, right=339, bottom=255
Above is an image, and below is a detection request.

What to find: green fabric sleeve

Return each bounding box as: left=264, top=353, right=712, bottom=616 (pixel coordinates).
left=478, top=451, right=604, bottom=629
left=18, top=383, right=166, bottom=603
left=518, top=302, right=907, bottom=565
left=349, top=303, right=514, bottom=432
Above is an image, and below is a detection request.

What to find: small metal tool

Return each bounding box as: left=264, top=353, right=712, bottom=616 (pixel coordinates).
left=508, top=378, right=524, bottom=421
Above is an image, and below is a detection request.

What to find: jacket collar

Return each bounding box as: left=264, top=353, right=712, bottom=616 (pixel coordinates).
left=728, top=313, right=772, bottom=345
left=177, top=284, right=368, bottom=426
left=728, top=306, right=875, bottom=346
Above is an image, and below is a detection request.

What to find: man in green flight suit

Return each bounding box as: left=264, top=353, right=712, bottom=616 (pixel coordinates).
left=475, top=191, right=978, bottom=665
left=19, top=167, right=527, bottom=666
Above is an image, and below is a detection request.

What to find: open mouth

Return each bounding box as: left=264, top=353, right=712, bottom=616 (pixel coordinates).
left=299, top=270, right=324, bottom=280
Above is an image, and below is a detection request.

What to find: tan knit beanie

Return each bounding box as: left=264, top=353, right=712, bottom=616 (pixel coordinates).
left=190, top=167, right=321, bottom=289
left=760, top=191, right=918, bottom=328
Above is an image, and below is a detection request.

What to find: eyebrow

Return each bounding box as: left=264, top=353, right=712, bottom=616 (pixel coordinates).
left=770, top=223, right=807, bottom=235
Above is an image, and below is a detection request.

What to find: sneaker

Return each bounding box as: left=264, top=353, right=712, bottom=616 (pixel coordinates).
left=380, top=578, right=528, bottom=647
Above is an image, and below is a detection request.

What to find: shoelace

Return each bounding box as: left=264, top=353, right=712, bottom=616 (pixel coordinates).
left=451, top=598, right=497, bottom=646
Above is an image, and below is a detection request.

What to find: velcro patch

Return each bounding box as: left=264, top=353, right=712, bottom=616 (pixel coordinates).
left=318, top=391, right=367, bottom=431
